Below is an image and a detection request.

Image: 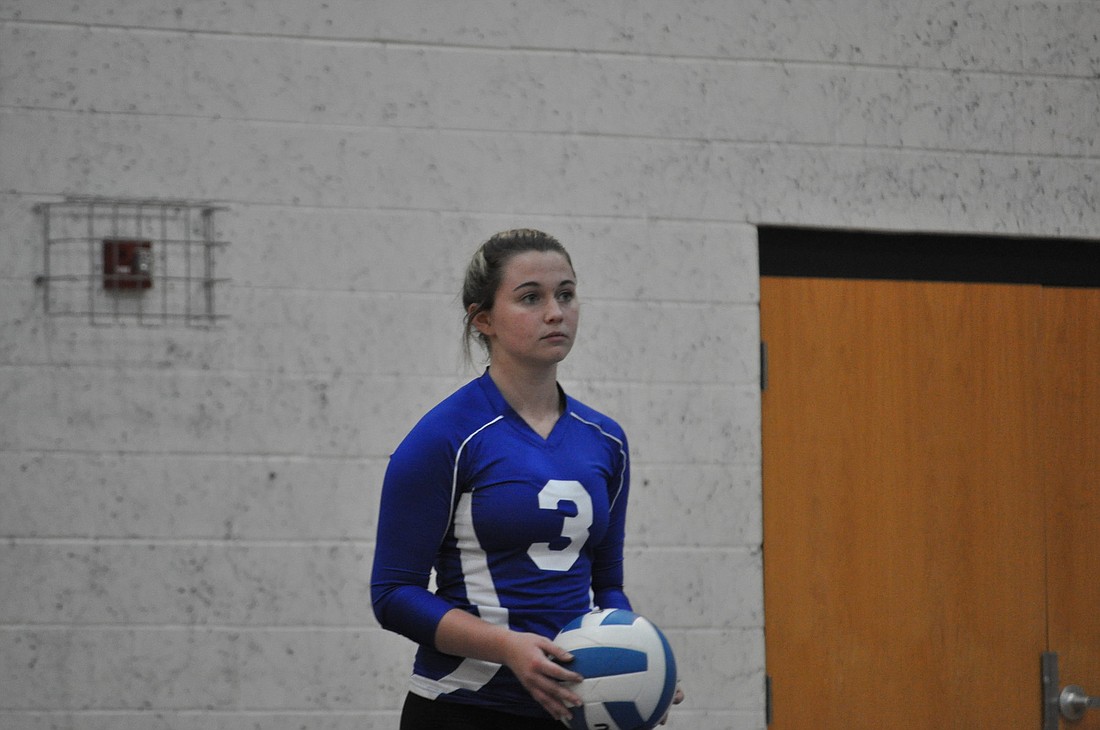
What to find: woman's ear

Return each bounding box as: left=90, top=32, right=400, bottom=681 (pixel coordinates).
left=469, top=305, right=492, bottom=337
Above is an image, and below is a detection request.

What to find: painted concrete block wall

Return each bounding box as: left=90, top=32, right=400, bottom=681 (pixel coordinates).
left=1, top=2, right=1096, bottom=729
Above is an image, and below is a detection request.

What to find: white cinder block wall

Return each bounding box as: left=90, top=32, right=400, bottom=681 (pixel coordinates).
left=1, top=2, right=1096, bottom=729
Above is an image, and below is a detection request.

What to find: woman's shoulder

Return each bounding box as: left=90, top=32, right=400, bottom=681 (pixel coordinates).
left=564, top=393, right=627, bottom=443
left=404, top=376, right=501, bottom=443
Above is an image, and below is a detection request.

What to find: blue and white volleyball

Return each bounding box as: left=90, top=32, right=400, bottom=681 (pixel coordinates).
left=554, top=608, right=678, bottom=730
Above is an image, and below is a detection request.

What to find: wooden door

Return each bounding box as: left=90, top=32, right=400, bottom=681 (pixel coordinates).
left=761, top=277, right=1100, bottom=729
left=1042, top=288, right=1100, bottom=730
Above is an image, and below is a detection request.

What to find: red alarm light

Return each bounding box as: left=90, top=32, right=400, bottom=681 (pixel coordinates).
left=102, top=239, right=153, bottom=290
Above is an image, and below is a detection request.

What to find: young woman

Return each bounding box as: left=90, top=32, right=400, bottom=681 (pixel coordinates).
left=371, top=229, right=681, bottom=728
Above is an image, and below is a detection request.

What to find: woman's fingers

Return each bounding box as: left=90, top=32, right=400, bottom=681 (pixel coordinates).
left=659, top=682, right=685, bottom=725
left=503, top=633, right=585, bottom=721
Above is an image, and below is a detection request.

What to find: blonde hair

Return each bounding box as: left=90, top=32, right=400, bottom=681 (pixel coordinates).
left=461, top=229, right=574, bottom=364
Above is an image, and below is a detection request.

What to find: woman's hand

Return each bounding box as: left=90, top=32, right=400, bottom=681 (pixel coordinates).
left=499, top=631, right=584, bottom=723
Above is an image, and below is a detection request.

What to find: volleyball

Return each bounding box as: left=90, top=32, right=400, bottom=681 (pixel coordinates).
left=554, top=608, right=678, bottom=730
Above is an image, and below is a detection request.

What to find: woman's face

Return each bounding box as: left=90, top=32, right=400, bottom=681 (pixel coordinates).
left=473, top=250, right=579, bottom=370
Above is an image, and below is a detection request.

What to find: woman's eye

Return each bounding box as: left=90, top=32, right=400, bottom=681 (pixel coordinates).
left=557, top=290, right=575, bottom=302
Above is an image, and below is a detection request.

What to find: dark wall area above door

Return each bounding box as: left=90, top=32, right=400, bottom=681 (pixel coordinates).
left=759, top=227, right=1100, bottom=287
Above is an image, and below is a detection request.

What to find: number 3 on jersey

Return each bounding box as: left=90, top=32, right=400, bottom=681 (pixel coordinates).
left=527, top=480, right=592, bottom=571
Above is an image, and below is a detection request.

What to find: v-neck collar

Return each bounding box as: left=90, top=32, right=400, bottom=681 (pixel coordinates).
left=477, top=369, right=570, bottom=445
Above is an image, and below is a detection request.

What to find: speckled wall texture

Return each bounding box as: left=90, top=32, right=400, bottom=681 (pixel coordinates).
left=1, top=2, right=1097, bottom=729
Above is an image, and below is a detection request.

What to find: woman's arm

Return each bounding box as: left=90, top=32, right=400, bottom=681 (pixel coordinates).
left=370, top=425, right=458, bottom=645
left=435, top=607, right=584, bottom=723
left=592, top=429, right=632, bottom=609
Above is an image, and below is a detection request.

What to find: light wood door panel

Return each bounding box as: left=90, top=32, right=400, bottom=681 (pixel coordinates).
left=760, top=277, right=1090, bottom=729
left=1042, top=288, right=1100, bottom=730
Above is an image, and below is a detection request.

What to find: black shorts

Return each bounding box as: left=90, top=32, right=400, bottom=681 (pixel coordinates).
left=399, top=692, right=565, bottom=730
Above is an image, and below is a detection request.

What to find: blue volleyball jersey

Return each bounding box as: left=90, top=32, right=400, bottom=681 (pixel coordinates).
left=371, top=371, right=632, bottom=716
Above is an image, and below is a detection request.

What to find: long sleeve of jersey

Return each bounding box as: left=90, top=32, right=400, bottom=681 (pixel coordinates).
left=370, top=415, right=460, bottom=647
left=589, top=434, right=632, bottom=613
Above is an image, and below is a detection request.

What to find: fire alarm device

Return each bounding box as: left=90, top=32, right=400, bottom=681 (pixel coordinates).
left=103, top=239, right=153, bottom=290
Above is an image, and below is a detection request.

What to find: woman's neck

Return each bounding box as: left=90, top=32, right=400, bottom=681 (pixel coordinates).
left=487, top=364, right=562, bottom=438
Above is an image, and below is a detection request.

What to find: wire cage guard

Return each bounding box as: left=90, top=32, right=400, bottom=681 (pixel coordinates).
left=36, top=197, right=229, bottom=326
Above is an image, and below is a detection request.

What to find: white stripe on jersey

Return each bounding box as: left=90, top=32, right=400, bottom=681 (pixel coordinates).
left=414, top=457, right=510, bottom=697
left=409, top=655, right=500, bottom=699
left=443, top=415, right=503, bottom=536
left=452, top=489, right=507, bottom=618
